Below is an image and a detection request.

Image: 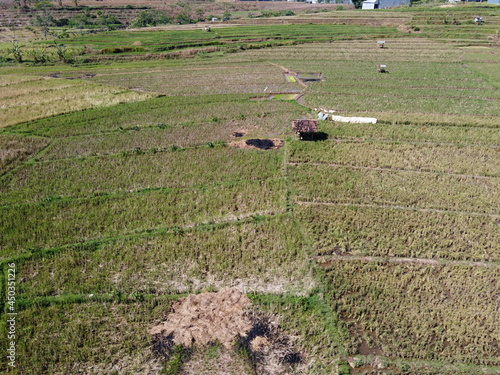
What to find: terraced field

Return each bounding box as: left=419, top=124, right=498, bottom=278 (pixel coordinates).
left=0, top=5, right=499, bottom=375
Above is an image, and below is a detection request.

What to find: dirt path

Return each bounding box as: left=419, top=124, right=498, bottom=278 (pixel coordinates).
left=268, top=62, right=308, bottom=88
left=313, top=254, right=499, bottom=268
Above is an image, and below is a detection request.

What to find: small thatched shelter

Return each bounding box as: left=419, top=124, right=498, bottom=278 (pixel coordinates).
left=292, top=119, right=318, bottom=140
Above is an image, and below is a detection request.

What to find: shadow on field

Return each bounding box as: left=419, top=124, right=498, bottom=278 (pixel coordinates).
left=300, top=132, right=329, bottom=141
left=245, top=139, right=276, bottom=149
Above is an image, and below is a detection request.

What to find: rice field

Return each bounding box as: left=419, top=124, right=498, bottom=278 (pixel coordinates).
left=17, top=214, right=314, bottom=297
left=1, top=5, right=499, bottom=375
left=322, top=261, right=499, bottom=364
left=0, top=75, right=154, bottom=128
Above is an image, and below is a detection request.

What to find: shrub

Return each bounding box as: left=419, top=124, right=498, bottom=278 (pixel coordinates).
left=130, top=10, right=171, bottom=28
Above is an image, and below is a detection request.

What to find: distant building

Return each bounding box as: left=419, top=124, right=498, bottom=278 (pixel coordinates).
left=362, top=0, right=409, bottom=9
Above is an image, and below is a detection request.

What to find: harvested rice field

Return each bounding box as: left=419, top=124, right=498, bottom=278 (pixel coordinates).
left=0, top=3, right=499, bottom=374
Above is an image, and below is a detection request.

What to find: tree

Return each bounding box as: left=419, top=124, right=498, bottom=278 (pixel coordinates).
left=54, top=42, right=73, bottom=63
left=129, top=10, right=170, bottom=28
left=31, top=8, right=56, bottom=38
left=352, top=0, right=363, bottom=8
left=176, top=11, right=194, bottom=25
left=195, top=8, right=205, bottom=22
left=9, top=41, right=23, bottom=63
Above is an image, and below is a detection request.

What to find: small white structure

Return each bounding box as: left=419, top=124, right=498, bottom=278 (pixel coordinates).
left=211, top=17, right=218, bottom=22
left=362, top=0, right=377, bottom=9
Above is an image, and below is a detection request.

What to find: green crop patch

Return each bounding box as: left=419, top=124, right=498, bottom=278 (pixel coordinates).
left=0, top=147, right=283, bottom=204
left=305, top=92, right=500, bottom=118
left=297, top=204, right=499, bottom=262
left=319, top=121, right=500, bottom=146
left=322, top=262, right=499, bottom=365
left=288, top=140, right=500, bottom=177
left=58, top=24, right=399, bottom=56
left=6, top=93, right=305, bottom=139
left=290, top=164, right=500, bottom=215
left=17, top=215, right=314, bottom=297
left=0, top=178, right=286, bottom=255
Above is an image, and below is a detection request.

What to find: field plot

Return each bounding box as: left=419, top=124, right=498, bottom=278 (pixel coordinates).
left=290, top=164, right=499, bottom=215
left=0, top=76, right=154, bottom=128
left=0, top=178, right=286, bottom=255
left=0, top=292, right=350, bottom=375
left=319, top=121, right=500, bottom=145
left=235, top=39, right=465, bottom=64
left=322, top=261, right=499, bottom=365
left=88, top=62, right=303, bottom=95
left=17, top=215, right=314, bottom=297
left=0, top=147, right=283, bottom=204
left=0, top=74, right=44, bottom=85
left=0, top=300, right=174, bottom=374
left=6, top=93, right=305, bottom=139
left=288, top=141, right=500, bottom=177
left=0, top=134, right=49, bottom=176
left=297, top=204, right=499, bottom=262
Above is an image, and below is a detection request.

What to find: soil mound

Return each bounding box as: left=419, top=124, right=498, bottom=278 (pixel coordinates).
left=150, top=288, right=252, bottom=349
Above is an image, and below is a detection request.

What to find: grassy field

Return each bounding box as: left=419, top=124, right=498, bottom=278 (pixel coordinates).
left=1, top=3, right=499, bottom=375
left=0, top=75, right=154, bottom=128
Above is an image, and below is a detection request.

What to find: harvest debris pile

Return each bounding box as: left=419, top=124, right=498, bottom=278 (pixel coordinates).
left=150, top=288, right=252, bottom=349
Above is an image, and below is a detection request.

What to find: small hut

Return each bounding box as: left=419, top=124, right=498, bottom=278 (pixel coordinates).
left=292, top=119, right=318, bottom=140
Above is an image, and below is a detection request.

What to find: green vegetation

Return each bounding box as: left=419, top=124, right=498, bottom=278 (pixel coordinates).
left=1, top=4, right=499, bottom=374
left=290, top=164, right=499, bottom=214
left=0, top=178, right=286, bottom=254
left=17, top=215, right=313, bottom=297
left=298, top=204, right=499, bottom=262
left=322, top=262, right=499, bottom=364
left=289, top=141, right=500, bottom=177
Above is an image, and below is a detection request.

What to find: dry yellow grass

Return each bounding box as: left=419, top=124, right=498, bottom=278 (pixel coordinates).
left=0, top=76, right=154, bottom=128
left=150, top=289, right=252, bottom=349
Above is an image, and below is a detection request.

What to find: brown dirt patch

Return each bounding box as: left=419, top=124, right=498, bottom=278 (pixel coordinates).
left=229, top=138, right=284, bottom=150
left=150, top=288, right=252, bottom=349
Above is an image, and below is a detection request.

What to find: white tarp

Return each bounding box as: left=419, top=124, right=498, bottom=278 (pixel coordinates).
left=330, top=115, right=377, bottom=124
